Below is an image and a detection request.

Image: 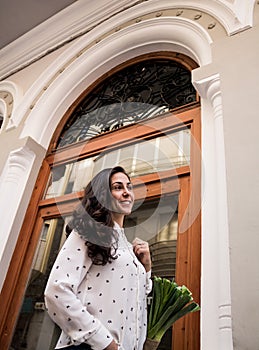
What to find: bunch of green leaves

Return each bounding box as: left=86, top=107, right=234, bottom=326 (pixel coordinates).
left=147, top=276, right=200, bottom=342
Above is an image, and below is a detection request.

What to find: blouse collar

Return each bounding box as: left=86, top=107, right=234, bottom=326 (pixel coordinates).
left=113, top=221, right=124, bottom=231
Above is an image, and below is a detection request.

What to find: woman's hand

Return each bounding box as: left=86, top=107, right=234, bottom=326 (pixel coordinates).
left=104, top=339, right=118, bottom=350
left=132, top=237, right=152, bottom=272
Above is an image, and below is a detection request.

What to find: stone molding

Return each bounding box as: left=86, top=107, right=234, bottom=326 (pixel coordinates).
left=193, top=73, right=233, bottom=349
left=0, top=81, right=23, bottom=131
left=0, top=145, right=36, bottom=291
left=0, top=0, right=255, bottom=80
left=18, top=15, right=212, bottom=148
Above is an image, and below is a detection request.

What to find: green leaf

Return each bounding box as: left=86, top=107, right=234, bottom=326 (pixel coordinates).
left=152, top=302, right=200, bottom=341
left=158, top=284, right=180, bottom=316
left=149, top=276, right=162, bottom=329
left=146, top=276, right=200, bottom=341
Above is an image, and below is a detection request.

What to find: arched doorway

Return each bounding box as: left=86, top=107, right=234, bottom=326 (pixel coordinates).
left=1, top=54, right=201, bottom=349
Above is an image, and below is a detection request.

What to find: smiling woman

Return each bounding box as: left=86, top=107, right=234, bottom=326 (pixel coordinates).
left=44, top=166, right=152, bottom=350
left=110, top=171, right=134, bottom=225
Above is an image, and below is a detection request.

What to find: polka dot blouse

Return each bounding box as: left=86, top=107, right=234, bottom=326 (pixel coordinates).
left=44, top=223, right=152, bottom=350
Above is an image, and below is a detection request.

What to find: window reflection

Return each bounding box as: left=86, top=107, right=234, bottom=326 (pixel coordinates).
left=125, top=195, right=178, bottom=280
left=10, top=217, right=71, bottom=350
left=44, top=129, right=190, bottom=199
left=125, top=195, right=178, bottom=350
left=44, top=158, right=95, bottom=199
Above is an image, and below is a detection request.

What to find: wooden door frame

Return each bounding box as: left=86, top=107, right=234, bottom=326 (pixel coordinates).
left=0, top=106, right=200, bottom=349
left=173, top=176, right=201, bottom=349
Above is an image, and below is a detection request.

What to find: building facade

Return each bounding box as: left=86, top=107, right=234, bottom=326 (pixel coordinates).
left=0, top=1, right=258, bottom=349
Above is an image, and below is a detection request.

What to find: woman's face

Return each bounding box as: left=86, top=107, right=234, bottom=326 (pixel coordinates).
left=110, top=172, right=134, bottom=216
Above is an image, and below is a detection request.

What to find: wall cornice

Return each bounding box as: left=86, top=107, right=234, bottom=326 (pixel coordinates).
left=0, top=0, right=255, bottom=80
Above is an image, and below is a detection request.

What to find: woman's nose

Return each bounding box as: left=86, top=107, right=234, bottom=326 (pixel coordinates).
left=122, top=186, right=131, bottom=196
left=123, top=188, right=130, bottom=196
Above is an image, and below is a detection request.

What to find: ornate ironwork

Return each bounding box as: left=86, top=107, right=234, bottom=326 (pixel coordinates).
left=57, top=59, right=197, bottom=148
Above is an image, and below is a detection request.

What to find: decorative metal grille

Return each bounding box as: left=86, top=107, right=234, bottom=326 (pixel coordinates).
left=57, top=59, right=197, bottom=148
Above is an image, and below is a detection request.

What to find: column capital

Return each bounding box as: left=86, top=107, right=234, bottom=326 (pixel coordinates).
left=193, top=72, right=222, bottom=120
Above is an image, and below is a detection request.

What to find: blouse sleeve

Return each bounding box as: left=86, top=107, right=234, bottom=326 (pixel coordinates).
left=44, top=230, right=113, bottom=350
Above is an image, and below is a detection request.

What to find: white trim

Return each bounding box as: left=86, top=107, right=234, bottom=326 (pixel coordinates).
left=0, top=145, right=36, bottom=291
left=0, top=0, right=255, bottom=80
left=19, top=16, right=212, bottom=145
left=193, top=73, right=233, bottom=350
left=0, top=0, right=140, bottom=79
left=0, top=81, right=23, bottom=131
left=0, top=100, right=7, bottom=130
left=232, top=0, right=256, bottom=28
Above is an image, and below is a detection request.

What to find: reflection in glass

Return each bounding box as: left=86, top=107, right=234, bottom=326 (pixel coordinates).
left=44, top=129, right=190, bottom=199
left=10, top=217, right=71, bottom=350
left=125, top=195, right=178, bottom=280
left=125, top=195, right=178, bottom=350
left=44, top=158, right=95, bottom=199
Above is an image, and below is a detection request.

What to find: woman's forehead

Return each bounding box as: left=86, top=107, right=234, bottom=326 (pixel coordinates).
left=111, top=172, right=130, bottom=183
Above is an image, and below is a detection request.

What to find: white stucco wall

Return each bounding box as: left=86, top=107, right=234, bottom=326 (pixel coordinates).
left=193, top=5, right=259, bottom=348
left=213, top=21, right=259, bottom=350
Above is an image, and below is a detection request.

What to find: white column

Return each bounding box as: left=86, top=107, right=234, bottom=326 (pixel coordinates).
left=194, top=73, right=233, bottom=349
left=0, top=145, right=36, bottom=291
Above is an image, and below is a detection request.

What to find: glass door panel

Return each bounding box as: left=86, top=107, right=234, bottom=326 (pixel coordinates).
left=125, top=194, right=179, bottom=350
left=94, top=128, right=190, bottom=177
left=44, top=128, right=190, bottom=199
left=10, top=217, right=71, bottom=350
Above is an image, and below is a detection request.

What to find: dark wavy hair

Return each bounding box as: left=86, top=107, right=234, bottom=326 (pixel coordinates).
left=66, top=166, right=131, bottom=265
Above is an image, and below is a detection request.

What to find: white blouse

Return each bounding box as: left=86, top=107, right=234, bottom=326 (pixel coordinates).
left=44, top=223, right=152, bottom=350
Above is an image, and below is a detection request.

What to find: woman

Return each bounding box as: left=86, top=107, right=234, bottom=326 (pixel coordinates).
left=44, top=166, right=152, bottom=350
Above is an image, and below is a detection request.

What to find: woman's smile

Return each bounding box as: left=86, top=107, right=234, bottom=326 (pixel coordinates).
left=110, top=172, right=134, bottom=220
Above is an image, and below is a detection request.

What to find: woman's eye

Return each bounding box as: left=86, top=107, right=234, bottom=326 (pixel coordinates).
left=112, top=185, right=122, bottom=191
left=111, top=183, right=133, bottom=191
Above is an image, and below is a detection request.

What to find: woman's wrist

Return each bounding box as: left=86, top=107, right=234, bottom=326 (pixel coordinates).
left=144, top=262, right=152, bottom=272
left=104, top=339, right=118, bottom=350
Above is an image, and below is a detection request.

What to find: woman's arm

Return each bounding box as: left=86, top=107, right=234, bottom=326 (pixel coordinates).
left=132, top=237, right=152, bottom=272
left=132, top=237, right=153, bottom=294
